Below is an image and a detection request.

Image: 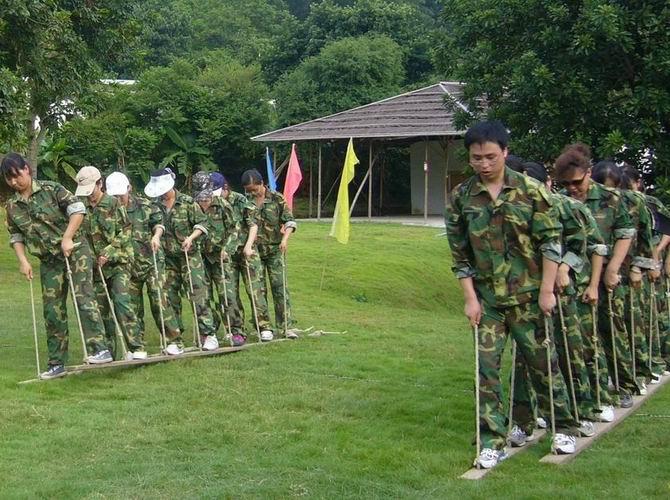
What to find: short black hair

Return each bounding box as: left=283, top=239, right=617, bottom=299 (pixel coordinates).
left=522, top=161, right=548, bottom=183
left=506, top=154, right=525, bottom=172
left=592, top=160, right=621, bottom=187
left=464, top=121, right=509, bottom=151
left=241, top=169, right=264, bottom=186
left=1, top=152, right=30, bottom=179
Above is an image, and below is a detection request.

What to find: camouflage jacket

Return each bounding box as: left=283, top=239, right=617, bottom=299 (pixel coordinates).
left=254, top=189, right=297, bottom=247
left=445, top=168, right=562, bottom=308
left=225, top=191, right=257, bottom=252
left=155, top=190, right=208, bottom=257
left=201, top=196, right=238, bottom=263
left=5, top=180, right=86, bottom=260
left=621, top=190, right=655, bottom=270
left=83, top=193, right=134, bottom=265
left=644, top=194, right=670, bottom=247
left=566, top=197, right=607, bottom=290
left=126, top=194, right=165, bottom=274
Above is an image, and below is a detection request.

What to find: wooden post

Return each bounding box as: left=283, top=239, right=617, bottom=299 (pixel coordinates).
left=309, top=144, right=313, bottom=218
left=317, top=143, right=322, bottom=221
left=424, top=140, right=429, bottom=223
left=368, top=141, right=373, bottom=221
left=379, top=150, right=384, bottom=215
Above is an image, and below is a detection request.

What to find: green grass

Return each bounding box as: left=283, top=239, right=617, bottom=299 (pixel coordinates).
left=0, top=215, right=669, bottom=498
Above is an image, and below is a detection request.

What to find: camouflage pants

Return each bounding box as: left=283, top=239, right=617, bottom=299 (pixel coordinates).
left=258, top=244, right=295, bottom=330
left=597, top=282, right=638, bottom=397
left=575, top=298, right=612, bottom=406
left=129, top=262, right=182, bottom=346
left=625, top=285, right=653, bottom=383
left=164, top=250, right=216, bottom=340
left=95, top=264, right=144, bottom=355
left=660, top=278, right=670, bottom=368
left=39, top=243, right=107, bottom=366
left=223, top=250, right=271, bottom=336
left=640, top=279, right=666, bottom=374
left=479, top=300, right=578, bottom=450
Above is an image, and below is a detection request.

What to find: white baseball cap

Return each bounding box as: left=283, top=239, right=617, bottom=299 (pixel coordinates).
left=144, top=168, right=176, bottom=198
left=106, top=171, right=130, bottom=196
left=75, top=166, right=102, bottom=196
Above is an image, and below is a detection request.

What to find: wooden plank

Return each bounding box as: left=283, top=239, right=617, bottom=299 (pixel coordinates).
left=460, top=429, right=547, bottom=480
left=539, top=374, right=670, bottom=464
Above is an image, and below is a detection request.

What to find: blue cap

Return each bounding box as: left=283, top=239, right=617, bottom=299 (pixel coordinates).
left=210, top=172, right=226, bottom=190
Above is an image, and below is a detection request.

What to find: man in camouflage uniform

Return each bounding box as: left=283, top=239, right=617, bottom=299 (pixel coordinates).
left=218, top=173, right=273, bottom=345
left=242, top=169, right=298, bottom=339
left=76, top=166, right=145, bottom=360
left=106, top=172, right=185, bottom=355
left=144, top=168, right=219, bottom=350
left=556, top=149, right=637, bottom=411
left=445, top=122, right=579, bottom=469
left=2, top=153, right=110, bottom=379
left=191, top=172, right=239, bottom=345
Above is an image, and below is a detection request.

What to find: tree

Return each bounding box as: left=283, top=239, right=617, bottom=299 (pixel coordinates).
left=434, top=0, right=670, bottom=180
left=0, top=0, right=140, bottom=170
left=273, top=35, right=405, bottom=126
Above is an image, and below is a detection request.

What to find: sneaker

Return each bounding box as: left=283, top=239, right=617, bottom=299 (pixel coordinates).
left=87, top=350, right=113, bottom=364
left=508, top=425, right=528, bottom=447
left=650, top=373, right=662, bottom=385
left=620, top=394, right=634, bottom=408
left=552, top=433, right=576, bottom=454
left=536, top=417, right=548, bottom=429
left=260, top=330, right=274, bottom=342
left=475, top=448, right=507, bottom=469
left=639, top=382, right=647, bottom=396
left=598, top=405, right=615, bottom=423
left=132, top=350, right=148, bottom=360
left=578, top=420, right=596, bottom=437
left=285, top=329, right=300, bottom=340
left=231, top=334, right=247, bottom=347
left=165, top=343, right=184, bottom=356
left=40, top=364, right=66, bottom=380
left=663, top=370, right=670, bottom=376
left=203, top=335, right=219, bottom=351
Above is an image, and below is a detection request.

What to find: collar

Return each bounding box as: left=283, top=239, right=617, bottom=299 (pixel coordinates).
left=470, top=167, right=518, bottom=197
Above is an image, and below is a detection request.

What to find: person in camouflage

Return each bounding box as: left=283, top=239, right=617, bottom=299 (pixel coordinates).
left=191, top=172, right=239, bottom=345
left=242, top=169, right=298, bottom=340
left=106, top=171, right=185, bottom=355
left=218, top=173, right=273, bottom=345
left=144, top=168, right=219, bottom=350
left=556, top=148, right=637, bottom=411
left=445, top=121, right=579, bottom=469
left=76, top=166, right=145, bottom=360
left=2, top=153, right=110, bottom=379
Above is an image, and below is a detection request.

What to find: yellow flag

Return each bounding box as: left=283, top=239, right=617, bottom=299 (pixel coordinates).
left=330, top=138, right=359, bottom=244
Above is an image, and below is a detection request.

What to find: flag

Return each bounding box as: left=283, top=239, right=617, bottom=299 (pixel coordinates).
left=330, top=138, right=359, bottom=244
left=283, top=143, right=303, bottom=209
left=266, top=147, right=277, bottom=191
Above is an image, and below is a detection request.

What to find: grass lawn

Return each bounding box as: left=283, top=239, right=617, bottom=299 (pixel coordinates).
left=0, top=216, right=669, bottom=498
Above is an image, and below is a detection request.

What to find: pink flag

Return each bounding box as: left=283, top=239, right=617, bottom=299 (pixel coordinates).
left=283, top=143, right=303, bottom=210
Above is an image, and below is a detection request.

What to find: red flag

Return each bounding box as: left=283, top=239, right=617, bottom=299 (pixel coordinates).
left=283, top=143, right=303, bottom=210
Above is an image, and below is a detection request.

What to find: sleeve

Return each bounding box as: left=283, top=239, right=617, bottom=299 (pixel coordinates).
left=222, top=200, right=239, bottom=255
left=613, top=193, right=635, bottom=240
left=55, top=184, right=85, bottom=217
left=6, top=207, right=25, bottom=247
left=579, top=205, right=608, bottom=257
left=243, top=197, right=258, bottom=229
left=191, top=202, right=209, bottom=235
left=149, top=201, right=165, bottom=233
left=101, top=203, right=133, bottom=262
left=278, top=194, right=297, bottom=232
left=632, top=200, right=656, bottom=269
left=558, top=199, right=585, bottom=273
left=532, top=186, right=563, bottom=264
left=445, top=187, right=476, bottom=279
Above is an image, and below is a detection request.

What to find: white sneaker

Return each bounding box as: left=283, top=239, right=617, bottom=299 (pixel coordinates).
left=260, top=330, right=274, bottom=342
left=508, top=425, right=528, bottom=447
left=552, top=433, right=576, bottom=454
left=285, top=329, right=300, bottom=340
left=598, top=405, right=615, bottom=423
left=650, top=374, right=661, bottom=385
left=536, top=417, right=548, bottom=429
left=639, top=382, right=647, bottom=396
left=475, top=448, right=507, bottom=469
left=203, top=335, right=219, bottom=351
left=578, top=420, right=596, bottom=437
left=663, top=370, right=670, bottom=376
left=132, top=350, right=148, bottom=360
left=165, top=343, right=184, bottom=356
left=87, top=349, right=113, bottom=364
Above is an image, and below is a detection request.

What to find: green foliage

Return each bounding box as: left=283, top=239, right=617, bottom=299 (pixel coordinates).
left=274, top=35, right=405, bottom=126
left=37, top=137, right=79, bottom=191
left=434, top=0, right=670, bottom=177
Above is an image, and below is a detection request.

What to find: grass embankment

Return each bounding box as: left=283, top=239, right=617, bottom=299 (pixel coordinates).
left=0, top=217, right=668, bottom=498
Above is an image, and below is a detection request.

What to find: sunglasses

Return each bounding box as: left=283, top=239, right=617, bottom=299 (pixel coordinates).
left=560, top=171, right=588, bottom=188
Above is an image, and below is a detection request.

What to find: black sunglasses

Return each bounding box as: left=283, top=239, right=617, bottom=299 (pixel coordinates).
left=560, top=171, right=588, bottom=188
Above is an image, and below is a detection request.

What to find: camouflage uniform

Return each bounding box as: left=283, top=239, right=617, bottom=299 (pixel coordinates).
left=224, top=190, right=272, bottom=336
left=155, top=191, right=217, bottom=340
left=5, top=180, right=107, bottom=365
left=124, top=194, right=183, bottom=345
left=83, top=193, right=144, bottom=354
left=255, top=189, right=298, bottom=330
left=647, top=195, right=670, bottom=370
left=446, top=168, right=579, bottom=450
left=199, top=196, right=238, bottom=334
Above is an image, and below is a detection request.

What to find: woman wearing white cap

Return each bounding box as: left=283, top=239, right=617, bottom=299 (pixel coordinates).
left=106, top=171, right=185, bottom=355
left=144, top=168, right=219, bottom=350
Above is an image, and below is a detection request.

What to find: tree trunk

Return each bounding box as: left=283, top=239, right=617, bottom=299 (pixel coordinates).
left=27, top=112, right=46, bottom=175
